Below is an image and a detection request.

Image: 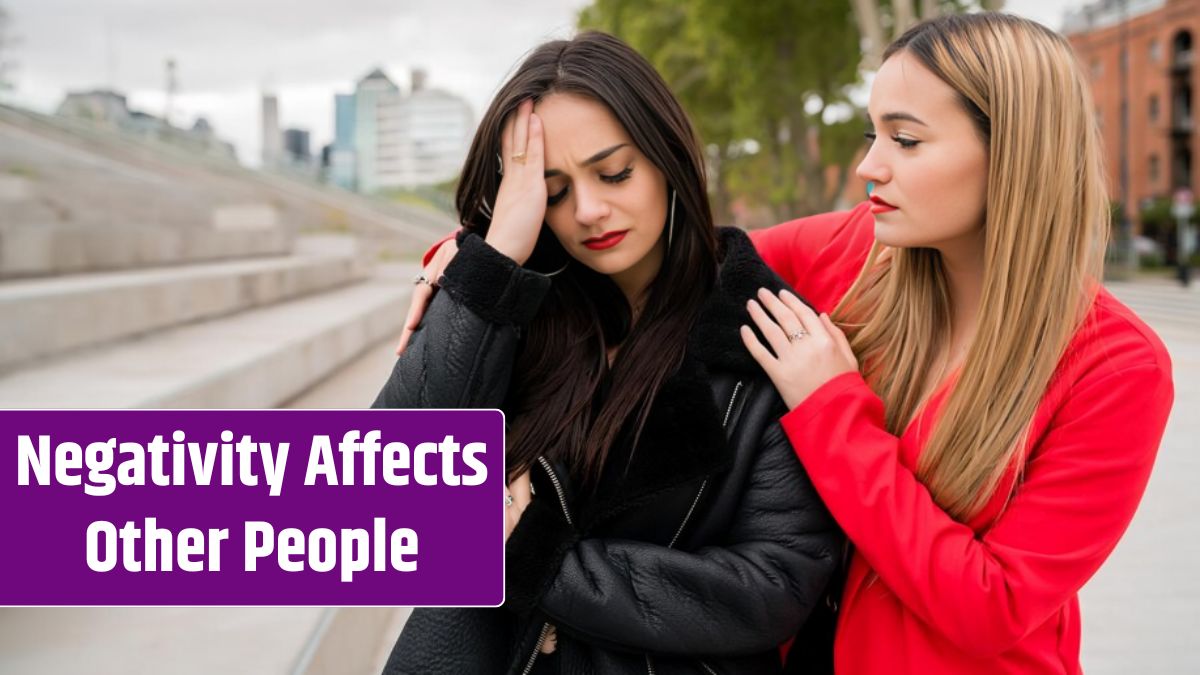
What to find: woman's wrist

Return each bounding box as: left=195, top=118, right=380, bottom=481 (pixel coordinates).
left=485, top=230, right=532, bottom=266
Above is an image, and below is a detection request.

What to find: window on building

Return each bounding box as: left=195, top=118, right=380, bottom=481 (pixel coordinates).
left=1149, top=154, right=1160, bottom=184
left=1092, top=59, right=1103, bottom=78
left=1149, top=40, right=1162, bottom=63
left=1150, top=95, right=1160, bottom=123
left=1120, top=49, right=1128, bottom=74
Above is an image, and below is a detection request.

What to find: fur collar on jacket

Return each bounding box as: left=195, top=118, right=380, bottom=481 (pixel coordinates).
left=578, top=226, right=794, bottom=525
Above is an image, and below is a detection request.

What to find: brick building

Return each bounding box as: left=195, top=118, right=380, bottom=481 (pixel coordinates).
left=1065, top=0, right=1197, bottom=255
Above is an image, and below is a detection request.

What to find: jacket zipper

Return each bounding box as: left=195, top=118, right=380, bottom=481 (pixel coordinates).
left=668, top=480, right=708, bottom=548
left=535, top=456, right=574, bottom=527
left=668, top=381, right=743, bottom=549
left=721, top=380, right=744, bottom=428
left=520, top=622, right=553, bottom=675
left=525, top=384, right=744, bottom=675
left=520, top=458, right=575, bottom=674
left=656, top=382, right=743, bottom=673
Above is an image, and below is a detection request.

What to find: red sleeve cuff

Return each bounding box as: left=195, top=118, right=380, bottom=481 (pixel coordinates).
left=783, top=371, right=874, bottom=430
left=422, top=230, right=460, bottom=266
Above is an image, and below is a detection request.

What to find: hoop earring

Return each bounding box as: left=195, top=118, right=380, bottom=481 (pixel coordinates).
left=667, top=189, right=677, bottom=251
left=496, top=153, right=504, bottom=176
left=542, top=261, right=569, bottom=277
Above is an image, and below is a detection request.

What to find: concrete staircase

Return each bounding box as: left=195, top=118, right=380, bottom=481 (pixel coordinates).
left=0, top=607, right=412, bottom=675
left=0, top=104, right=448, bottom=409
left=0, top=104, right=435, bottom=672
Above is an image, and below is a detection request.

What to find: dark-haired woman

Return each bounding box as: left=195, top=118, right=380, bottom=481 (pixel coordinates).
left=372, top=31, right=840, bottom=675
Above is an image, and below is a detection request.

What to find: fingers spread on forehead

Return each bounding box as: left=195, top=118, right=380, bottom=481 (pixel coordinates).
left=526, top=113, right=544, bottom=166
left=499, top=109, right=515, bottom=161
left=512, top=99, right=532, bottom=160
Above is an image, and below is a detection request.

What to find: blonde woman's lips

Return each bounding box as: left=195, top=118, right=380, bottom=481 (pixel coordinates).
left=869, top=195, right=898, bottom=214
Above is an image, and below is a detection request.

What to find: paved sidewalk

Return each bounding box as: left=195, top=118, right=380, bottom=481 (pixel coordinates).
left=1080, top=281, right=1199, bottom=674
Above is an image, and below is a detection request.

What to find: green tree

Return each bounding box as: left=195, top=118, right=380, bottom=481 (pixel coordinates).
left=852, top=0, right=1005, bottom=68
left=579, top=0, right=739, bottom=218
left=581, top=0, right=862, bottom=223
left=579, top=0, right=1003, bottom=223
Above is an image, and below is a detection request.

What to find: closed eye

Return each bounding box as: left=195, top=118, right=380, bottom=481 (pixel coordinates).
left=600, top=166, right=633, bottom=184
left=548, top=166, right=633, bottom=207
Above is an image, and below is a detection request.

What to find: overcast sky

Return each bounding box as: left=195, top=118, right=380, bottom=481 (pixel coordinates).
left=2, top=0, right=1083, bottom=166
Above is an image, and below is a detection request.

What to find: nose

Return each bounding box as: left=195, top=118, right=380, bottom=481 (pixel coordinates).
left=572, top=182, right=611, bottom=226
left=855, top=141, right=892, bottom=187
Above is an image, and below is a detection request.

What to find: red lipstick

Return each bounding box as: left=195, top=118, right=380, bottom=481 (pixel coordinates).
left=582, top=230, right=628, bottom=250
left=869, top=195, right=898, bottom=214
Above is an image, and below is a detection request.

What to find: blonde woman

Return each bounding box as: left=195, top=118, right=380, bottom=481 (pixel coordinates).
left=398, top=12, right=1173, bottom=675
left=740, top=12, right=1173, bottom=675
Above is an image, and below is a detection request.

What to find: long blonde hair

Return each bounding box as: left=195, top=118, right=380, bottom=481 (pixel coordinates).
left=835, top=13, right=1109, bottom=522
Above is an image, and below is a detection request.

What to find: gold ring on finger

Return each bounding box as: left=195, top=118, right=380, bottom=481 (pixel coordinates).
left=511, top=151, right=527, bottom=164
left=786, top=329, right=809, bottom=343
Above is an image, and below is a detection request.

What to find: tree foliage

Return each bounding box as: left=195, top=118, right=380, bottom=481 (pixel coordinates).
left=851, top=0, right=1004, bottom=68
left=580, top=0, right=862, bottom=223
left=578, top=0, right=1002, bottom=223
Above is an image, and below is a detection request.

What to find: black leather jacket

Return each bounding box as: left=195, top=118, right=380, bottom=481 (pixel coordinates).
left=375, top=228, right=841, bottom=675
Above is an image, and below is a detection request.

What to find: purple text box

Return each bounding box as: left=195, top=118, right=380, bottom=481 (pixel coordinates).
left=0, top=409, right=504, bottom=606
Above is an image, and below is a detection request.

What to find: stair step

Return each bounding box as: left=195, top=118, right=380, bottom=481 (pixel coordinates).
left=0, top=220, right=294, bottom=278
left=0, top=236, right=369, bottom=372
left=0, top=608, right=325, bottom=675
left=0, top=265, right=417, bottom=408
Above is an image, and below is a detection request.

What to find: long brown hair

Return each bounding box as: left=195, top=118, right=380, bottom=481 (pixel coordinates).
left=835, top=13, right=1109, bottom=521
left=456, top=32, right=719, bottom=486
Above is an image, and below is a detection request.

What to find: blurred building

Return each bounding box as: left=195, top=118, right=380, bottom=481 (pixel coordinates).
left=353, top=68, right=400, bottom=193
left=337, top=67, right=473, bottom=194
left=283, top=127, right=311, bottom=164
left=1066, top=0, right=1197, bottom=244
left=261, top=93, right=281, bottom=169
left=329, top=93, right=358, bottom=190
left=56, top=88, right=236, bottom=160
left=57, top=89, right=129, bottom=124
left=378, top=68, right=474, bottom=188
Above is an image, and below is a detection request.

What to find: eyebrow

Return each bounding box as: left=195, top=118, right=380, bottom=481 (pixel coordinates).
left=872, top=111, right=929, bottom=127
left=544, top=143, right=629, bottom=178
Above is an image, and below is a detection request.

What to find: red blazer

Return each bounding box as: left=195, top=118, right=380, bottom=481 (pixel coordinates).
left=751, top=203, right=1174, bottom=674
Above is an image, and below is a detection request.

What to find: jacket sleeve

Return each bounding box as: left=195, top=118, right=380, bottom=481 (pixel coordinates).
left=372, top=233, right=550, bottom=409
left=779, top=355, right=1173, bottom=657
left=747, top=203, right=874, bottom=314
left=517, top=421, right=841, bottom=656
